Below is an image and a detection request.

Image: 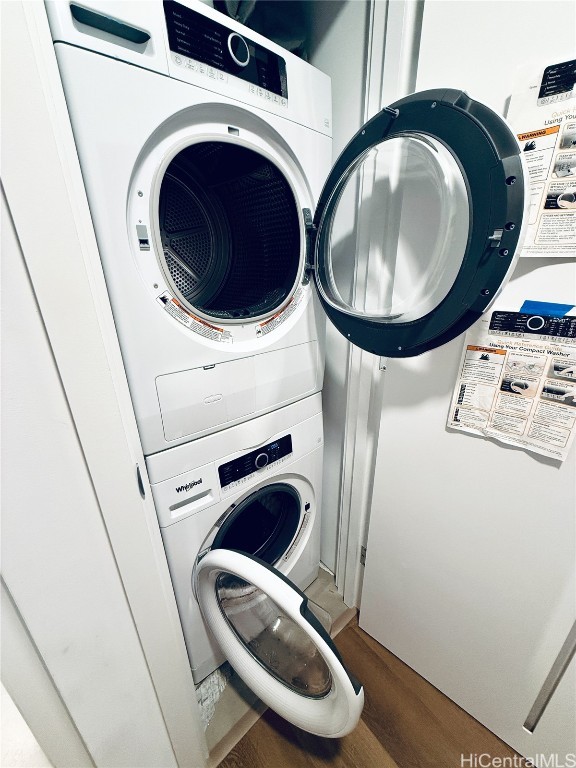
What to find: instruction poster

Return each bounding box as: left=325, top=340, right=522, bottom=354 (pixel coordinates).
left=447, top=306, right=576, bottom=461
left=507, top=58, right=576, bottom=257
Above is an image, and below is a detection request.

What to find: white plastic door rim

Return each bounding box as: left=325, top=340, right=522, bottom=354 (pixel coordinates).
left=195, top=549, right=364, bottom=737
left=312, top=88, right=527, bottom=357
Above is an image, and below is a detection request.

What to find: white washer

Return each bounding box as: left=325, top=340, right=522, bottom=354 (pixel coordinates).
left=149, top=394, right=323, bottom=683
left=45, top=0, right=332, bottom=457
left=149, top=391, right=364, bottom=737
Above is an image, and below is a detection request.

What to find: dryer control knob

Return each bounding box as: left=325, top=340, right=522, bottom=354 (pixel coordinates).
left=228, top=33, right=250, bottom=68
left=254, top=452, right=269, bottom=469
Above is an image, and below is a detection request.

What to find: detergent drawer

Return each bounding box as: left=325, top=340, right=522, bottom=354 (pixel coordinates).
left=156, top=357, right=256, bottom=442
left=156, top=342, right=320, bottom=443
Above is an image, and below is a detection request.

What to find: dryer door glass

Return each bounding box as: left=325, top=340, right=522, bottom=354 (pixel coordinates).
left=313, top=89, right=527, bottom=357
left=195, top=550, right=364, bottom=738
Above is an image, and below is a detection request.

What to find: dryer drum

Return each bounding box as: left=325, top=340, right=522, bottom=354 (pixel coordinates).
left=158, top=142, right=301, bottom=320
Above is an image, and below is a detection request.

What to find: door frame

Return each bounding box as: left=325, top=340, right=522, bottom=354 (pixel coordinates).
left=335, top=0, right=425, bottom=607
left=1, top=3, right=207, bottom=766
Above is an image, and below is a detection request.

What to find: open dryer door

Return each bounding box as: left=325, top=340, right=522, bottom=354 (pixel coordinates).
left=195, top=549, right=364, bottom=738
left=311, top=88, right=528, bottom=357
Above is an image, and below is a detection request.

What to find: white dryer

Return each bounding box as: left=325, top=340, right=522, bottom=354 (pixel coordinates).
left=47, top=0, right=529, bottom=462
left=46, top=0, right=529, bottom=462
left=45, top=0, right=332, bottom=457
left=147, top=393, right=363, bottom=738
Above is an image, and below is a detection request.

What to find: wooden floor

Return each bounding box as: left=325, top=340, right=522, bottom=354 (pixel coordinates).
left=218, top=619, right=531, bottom=768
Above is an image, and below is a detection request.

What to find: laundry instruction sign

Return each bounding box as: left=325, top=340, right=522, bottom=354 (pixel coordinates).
left=447, top=304, right=576, bottom=461
left=507, top=57, right=576, bottom=257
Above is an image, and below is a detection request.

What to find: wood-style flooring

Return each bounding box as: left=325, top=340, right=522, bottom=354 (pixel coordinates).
left=218, top=619, right=531, bottom=768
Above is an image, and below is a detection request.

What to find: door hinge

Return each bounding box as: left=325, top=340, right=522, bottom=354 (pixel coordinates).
left=303, top=207, right=317, bottom=274
left=360, top=546, right=366, bottom=566
left=488, top=228, right=503, bottom=247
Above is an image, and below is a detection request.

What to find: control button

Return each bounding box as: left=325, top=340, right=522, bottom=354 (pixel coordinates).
left=527, top=315, right=546, bottom=331
left=228, top=33, right=250, bottom=68
left=254, top=452, right=269, bottom=469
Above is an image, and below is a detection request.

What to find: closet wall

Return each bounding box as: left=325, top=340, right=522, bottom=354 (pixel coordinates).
left=1, top=4, right=205, bottom=766
left=306, top=0, right=370, bottom=572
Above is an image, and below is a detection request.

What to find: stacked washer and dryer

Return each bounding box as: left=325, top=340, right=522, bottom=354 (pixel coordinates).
left=44, top=0, right=362, bottom=734
left=46, top=0, right=528, bottom=738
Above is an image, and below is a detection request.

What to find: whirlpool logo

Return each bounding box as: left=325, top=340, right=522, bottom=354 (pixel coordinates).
left=175, top=478, right=203, bottom=493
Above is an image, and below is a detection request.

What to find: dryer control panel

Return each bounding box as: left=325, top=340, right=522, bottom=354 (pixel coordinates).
left=164, top=0, right=288, bottom=99
left=218, top=435, right=292, bottom=490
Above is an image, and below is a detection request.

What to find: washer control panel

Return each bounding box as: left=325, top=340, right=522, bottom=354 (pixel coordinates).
left=218, top=435, right=292, bottom=490
left=164, top=0, right=288, bottom=98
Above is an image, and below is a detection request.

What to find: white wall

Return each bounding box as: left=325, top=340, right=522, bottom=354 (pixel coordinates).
left=1, top=684, right=53, bottom=768
left=1, top=5, right=206, bottom=766
left=416, top=0, right=574, bottom=117
left=1, top=192, right=177, bottom=768
left=361, top=0, right=576, bottom=758
left=306, top=0, right=370, bottom=572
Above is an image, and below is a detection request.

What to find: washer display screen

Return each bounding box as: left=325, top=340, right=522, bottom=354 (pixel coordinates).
left=219, top=435, right=292, bottom=488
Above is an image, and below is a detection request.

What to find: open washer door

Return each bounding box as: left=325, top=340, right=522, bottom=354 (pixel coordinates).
left=195, top=549, right=364, bottom=737
left=312, top=88, right=528, bottom=357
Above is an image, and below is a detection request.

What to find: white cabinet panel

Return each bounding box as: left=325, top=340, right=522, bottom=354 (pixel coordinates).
left=361, top=2, right=576, bottom=758
left=2, top=6, right=205, bottom=766
left=1, top=191, right=177, bottom=768
left=361, top=262, right=576, bottom=756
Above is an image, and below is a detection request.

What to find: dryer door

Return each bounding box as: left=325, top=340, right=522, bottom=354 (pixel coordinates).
left=195, top=549, right=364, bottom=738
left=312, top=88, right=527, bottom=357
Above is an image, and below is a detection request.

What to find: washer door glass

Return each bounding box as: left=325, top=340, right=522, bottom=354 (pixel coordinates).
left=195, top=550, right=364, bottom=738
left=313, top=89, right=527, bottom=357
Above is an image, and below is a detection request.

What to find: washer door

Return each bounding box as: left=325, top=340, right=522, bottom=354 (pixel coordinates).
left=313, top=88, right=527, bottom=357
left=195, top=549, right=364, bottom=737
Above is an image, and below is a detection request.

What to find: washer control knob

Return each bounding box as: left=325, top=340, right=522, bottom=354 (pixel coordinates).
left=527, top=315, right=545, bottom=331
left=254, top=452, right=269, bottom=469
left=228, top=33, right=250, bottom=68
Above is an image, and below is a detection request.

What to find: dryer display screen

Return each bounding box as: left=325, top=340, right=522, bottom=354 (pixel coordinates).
left=219, top=435, right=293, bottom=489
left=164, top=1, right=288, bottom=98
